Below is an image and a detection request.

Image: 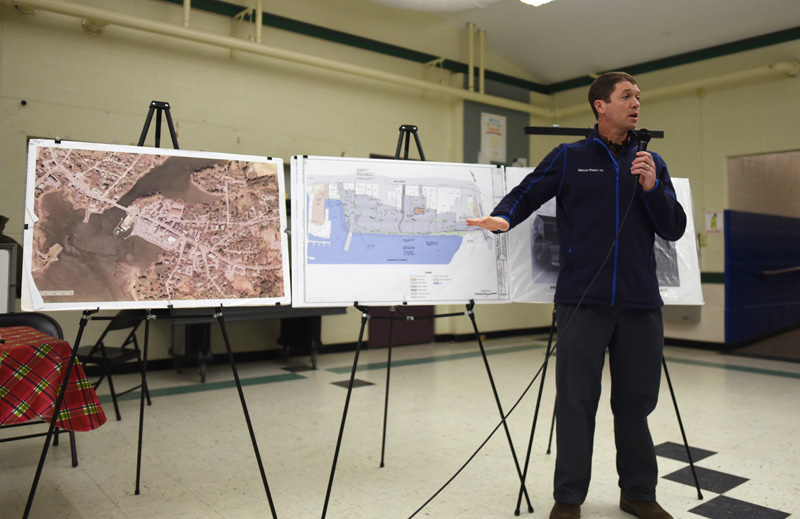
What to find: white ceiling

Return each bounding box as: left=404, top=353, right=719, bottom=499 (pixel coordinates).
left=370, top=0, right=800, bottom=87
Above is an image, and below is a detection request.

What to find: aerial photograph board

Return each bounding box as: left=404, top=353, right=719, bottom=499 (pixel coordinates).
left=23, top=140, right=289, bottom=311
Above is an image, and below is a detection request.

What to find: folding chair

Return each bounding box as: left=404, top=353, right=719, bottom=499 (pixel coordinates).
left=76, top=310, right=151, bottom=421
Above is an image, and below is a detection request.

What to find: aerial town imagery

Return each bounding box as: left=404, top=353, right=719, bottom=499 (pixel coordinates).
left=30, top=143, right=285, bottom=306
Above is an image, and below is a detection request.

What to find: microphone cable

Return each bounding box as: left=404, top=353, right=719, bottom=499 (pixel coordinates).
left=407, top=165, right=646, bottom=519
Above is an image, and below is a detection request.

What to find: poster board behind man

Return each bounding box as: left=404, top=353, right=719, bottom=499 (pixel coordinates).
left=23, top=140, right=290, bottom=311
left=504, top=167, right=703, bottom=306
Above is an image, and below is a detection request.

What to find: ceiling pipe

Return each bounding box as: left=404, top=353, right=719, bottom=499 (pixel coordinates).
left=182, top=0, right=190, bottom=27
left=255, top=0, right=262, bottom=44
left=554, top=61, right=800, bottom=118
left=478, top=27, right=485, bottom=94
left=13, top=0, right=553, bottom=118
left=467, top=22, right=475, bottom=92
left=14, top=0, right=796, bottom=122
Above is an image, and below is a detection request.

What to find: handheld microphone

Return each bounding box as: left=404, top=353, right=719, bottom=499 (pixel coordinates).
left=632, top=129, right=652, bottom=182
left=637, top=129, right=651, bottom=152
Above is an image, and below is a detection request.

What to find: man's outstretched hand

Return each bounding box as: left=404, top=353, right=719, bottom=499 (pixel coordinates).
left=465, top=215, right=509, bottom=232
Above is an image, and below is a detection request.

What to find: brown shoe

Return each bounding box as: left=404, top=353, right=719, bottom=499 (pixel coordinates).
left=549, top=501, right=580, bottom=519
left=620, top=495, right=673, bottom=519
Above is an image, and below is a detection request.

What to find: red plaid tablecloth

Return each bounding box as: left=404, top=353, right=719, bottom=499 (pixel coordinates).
left=0, top=326, right=106, bottom=432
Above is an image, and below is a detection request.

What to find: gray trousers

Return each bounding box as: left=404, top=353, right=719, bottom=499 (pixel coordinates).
left=553, top=304, right=664, bottom=505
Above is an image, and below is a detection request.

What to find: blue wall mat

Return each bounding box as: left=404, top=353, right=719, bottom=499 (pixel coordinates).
left=725, top=210, right=800, bottom=343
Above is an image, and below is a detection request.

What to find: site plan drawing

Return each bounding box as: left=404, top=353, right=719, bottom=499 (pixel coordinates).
left=23, top=140, right=289, bottom=311
left=291, top=156, right=509, bottom=306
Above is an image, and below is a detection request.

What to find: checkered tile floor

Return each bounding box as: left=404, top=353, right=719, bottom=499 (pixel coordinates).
left=656, top=441, right=791, bottom=518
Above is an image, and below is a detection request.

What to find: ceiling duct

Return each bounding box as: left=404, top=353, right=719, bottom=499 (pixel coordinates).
left=11, top=0, right=552, bottom=117
left=367, top=0, right=503, bottom=12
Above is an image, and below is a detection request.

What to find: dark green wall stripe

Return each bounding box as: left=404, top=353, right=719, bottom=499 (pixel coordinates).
left=702, top=272, right=725, bottom=284
left=545, top=26, right=800, bottom=93
left=161, top=1, right=547, bottom=91
left=663, top=356, right=800, bottom=380
left=160, top=0, right=800, bottom=96
left=100, top=372, right=305, bottom=403
left=161, top=0, right=549, bottom=93
left=325, top=342, right=549, bottom=374
left=325, top=347, right=800, bottom=380
left=96, top=341, right=798, bottom=404
left=328, top=344, right=800, bottom=380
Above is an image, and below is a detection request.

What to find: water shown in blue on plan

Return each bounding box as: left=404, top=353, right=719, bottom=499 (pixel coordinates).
left=308, top=199, right=462, bottom=264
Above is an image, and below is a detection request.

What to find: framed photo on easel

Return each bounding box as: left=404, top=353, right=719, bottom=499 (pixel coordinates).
left=22, top=140, right=290, bottom=311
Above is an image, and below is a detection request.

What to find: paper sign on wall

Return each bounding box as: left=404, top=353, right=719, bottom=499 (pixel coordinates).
left=479, top=113, right=507, bottom=164
left=705, top=210, right=724, bottom=234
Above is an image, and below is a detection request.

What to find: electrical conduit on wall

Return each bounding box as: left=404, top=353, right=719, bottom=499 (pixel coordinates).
left=12, top=0, right=800, bottom=119
left=12, top=0, right=553, bottom=118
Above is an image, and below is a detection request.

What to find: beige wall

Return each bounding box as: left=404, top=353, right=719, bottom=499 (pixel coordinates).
left=0, top=1, right=471, bottom=357
left=728, top=150, right=800, bottom=218
left=2, top=1, right=799, bottom=355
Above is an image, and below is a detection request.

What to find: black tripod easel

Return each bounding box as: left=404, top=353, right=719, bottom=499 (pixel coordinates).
left=18, top=104, right=278, bottom=519
left=515, top=309, right=703, bottom=513
left=131, top=103, right=278, bottom=518
left=137, top=100, right=180, bottom=149
left=394, top=124, right=426, bottom=161
left=21, top=102, right=184, bottom=516
left=126, top=306, right=278, bottom=519
left=21, top=310, right=98, bottom=519
left=321, top=126, right=533, bottom=519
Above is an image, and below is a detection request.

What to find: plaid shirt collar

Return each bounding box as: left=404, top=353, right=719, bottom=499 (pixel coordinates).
left=596, top=132, right=631, bottom=158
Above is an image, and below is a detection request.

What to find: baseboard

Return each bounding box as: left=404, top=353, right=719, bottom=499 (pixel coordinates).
left=434, top=327, right=552, bottom=343
left=664, top=338, right=727, bottom=351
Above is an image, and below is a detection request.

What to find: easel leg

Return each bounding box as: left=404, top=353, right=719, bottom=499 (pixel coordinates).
left=546, top=397, right=556, bottom=455
left=216, top=308, right=279, bottom=518
left=662, top=357, right=703, bottom=499
left=466, top=302, right=533, bottom=514
left=380, top=306, right=396, bottom=468
left=135, top=313, right=153, bottom=495
left=520, top=343, right=704, bottom=503
left=22, top=310, right=94, bottom=519
left=310, top=316, right=322, bottom=370
left=515, top=307, right=557, bottom=514
left=322, top=306, right=369, bottom=519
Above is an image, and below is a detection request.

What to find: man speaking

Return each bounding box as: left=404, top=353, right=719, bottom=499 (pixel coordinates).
left=467, top=72, right=686, bottom=519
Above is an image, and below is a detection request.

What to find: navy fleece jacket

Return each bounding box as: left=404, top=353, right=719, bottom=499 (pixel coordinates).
left=491, top=127, right=686, bottom=309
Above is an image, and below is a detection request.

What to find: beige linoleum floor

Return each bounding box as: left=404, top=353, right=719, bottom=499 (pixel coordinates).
left=2, top=335, right=798, bottom=519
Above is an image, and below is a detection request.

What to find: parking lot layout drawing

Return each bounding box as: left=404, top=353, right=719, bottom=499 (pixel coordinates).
left=291, top=156, right=509, bottom=306
left=23, top=140, right=289, bottom=310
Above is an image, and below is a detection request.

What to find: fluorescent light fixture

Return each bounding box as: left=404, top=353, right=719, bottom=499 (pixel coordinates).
left=519, top=0, right=556, bottom=6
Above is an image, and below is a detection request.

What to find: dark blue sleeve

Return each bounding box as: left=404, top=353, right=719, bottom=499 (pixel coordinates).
left=490, top=144, right=566, bottom=231
left=639, top=153, right=687, bottom=241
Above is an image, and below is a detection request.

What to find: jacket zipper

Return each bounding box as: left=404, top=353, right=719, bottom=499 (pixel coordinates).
left=612, top=157, right=620, bottom=305
left=595, top=138, right=621, bottom=305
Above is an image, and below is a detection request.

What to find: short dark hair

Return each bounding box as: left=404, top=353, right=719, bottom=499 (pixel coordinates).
left=588, top=72, right=637, bottom=120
